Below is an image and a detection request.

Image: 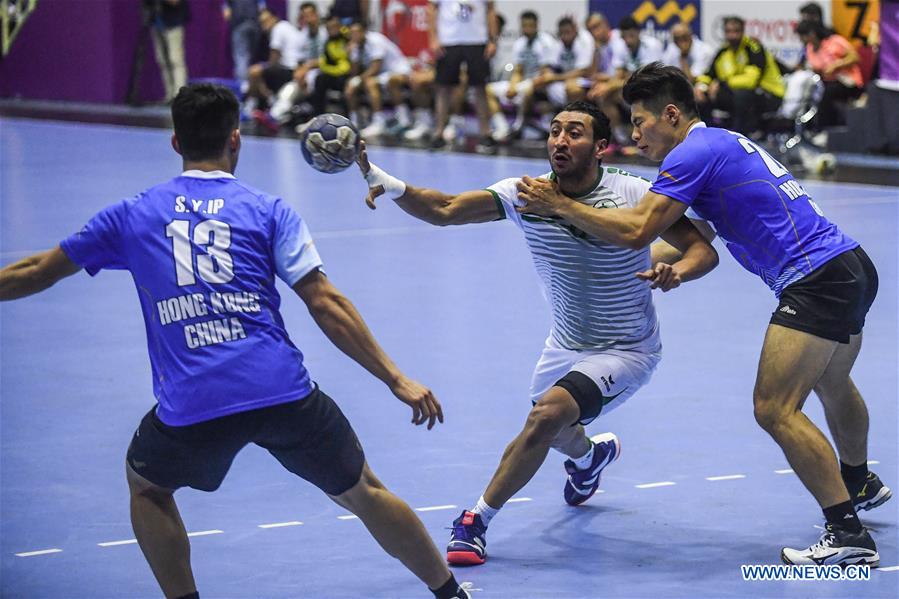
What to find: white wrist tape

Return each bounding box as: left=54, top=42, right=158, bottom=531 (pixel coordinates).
left=364, top=162, right=407, bottom=200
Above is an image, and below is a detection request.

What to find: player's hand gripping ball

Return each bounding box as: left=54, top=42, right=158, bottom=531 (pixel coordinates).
left=300, top=113, right=361, bottom=173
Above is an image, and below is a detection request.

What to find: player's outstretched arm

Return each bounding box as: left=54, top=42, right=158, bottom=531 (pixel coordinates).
left=638, top=217, right=718, bottom=292
left=356, top=142, right=501, bottom=225
left=516, top=178, right=686, bottom=249
left=293, top=268, right=444, bottom=429
left=0, top=247, right=81, bottom=301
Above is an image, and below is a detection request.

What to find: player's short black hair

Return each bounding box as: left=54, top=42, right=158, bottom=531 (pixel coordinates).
left=171, top=83, right=240, bottom=161
left=799, top=2, right=824, bottom=20
left=623, top=62, right=699, bottom=118
left=521, top=10, right=538, bottom=23
left=300, top=1, right=317, bottom=12
left=795, top=19, right=829, bottom=39
left=723, top=15, right=745, bottom=30
left=619, top=16, right=640, bottom=32
left=556, top=101, right=611, bottom=143
left=558, top=16, right=575, bottom=30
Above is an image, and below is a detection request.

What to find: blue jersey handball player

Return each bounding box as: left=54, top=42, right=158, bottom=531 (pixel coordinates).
left=515, top=63, right=890, bottom=567
left=0, top=84, right=471, bottom=599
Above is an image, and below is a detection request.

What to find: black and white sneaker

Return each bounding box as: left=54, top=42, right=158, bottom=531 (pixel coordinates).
left=781, top=523, right=879, bottom=567
left=850, top=471, right=892, bottom=512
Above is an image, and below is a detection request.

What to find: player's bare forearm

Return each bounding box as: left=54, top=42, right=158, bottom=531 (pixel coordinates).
left=555, top=199, right=648, bottom=248
left=0, top=248, right=81, bottom=301
left=671, top=237, right=718, bottom=283
left=394, top=185, right=458, bottom=225
left=298, top=273, right=402, bottom=387
left=650, top=240, right=683, bottom=267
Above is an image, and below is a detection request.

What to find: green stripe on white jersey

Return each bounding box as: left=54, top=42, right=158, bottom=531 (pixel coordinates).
left=488, top=166, right=659, bottom=351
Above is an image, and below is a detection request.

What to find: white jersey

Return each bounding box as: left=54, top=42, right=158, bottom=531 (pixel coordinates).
left=551, top=33, right=594, bottom=73
left=270, top=20, right=302, bottom=68
left=488, top=167, right=660, bottom=352
left=296, top=25, right=328, bottom=63
left=610, top=34, right=664, bottom=73
left=351, top=31, right=411, bottom=75
left=432, top=0, right=489, bottom=46
left=662, top=36, right=715, bottom=78
left=511, top=32, right=556, bottom=78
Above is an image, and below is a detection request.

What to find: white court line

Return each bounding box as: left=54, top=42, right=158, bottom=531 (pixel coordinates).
left=507, top=497, right=533, bottom=503
left=416, top=504, right=457, bottom=512
left=880, top=566, right=899, bottom=572
left=706, top=474, right=746, bottom=481
left=338, top=515, right=359, bottom=520
left=186, top=530, right=223, bottom=538
left=635, top=481, right=676, bottom=489
left=98, top=539, right=138, bottom=547
left=15, top=548, right=62, bottom=557
left=775, top=469, right=794, bottom=474
left=258, top=521, right=303, bottom=529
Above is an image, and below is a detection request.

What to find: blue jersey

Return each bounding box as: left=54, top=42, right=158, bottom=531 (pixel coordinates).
left=61, top=170, right=321, bottom=425
left=650, top=123, right=857, bottom=296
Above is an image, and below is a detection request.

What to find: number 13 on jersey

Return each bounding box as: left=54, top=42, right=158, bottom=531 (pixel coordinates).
left=166, top=219, right=235, bottom=286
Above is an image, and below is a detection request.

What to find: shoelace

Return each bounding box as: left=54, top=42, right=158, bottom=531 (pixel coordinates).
left=809, top=529, right=837, bottom=553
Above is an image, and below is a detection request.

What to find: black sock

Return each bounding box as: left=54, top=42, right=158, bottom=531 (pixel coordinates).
left=823, top=500, right=863, bottom=533
left=430, top=574, right=466, bottom=599
left=174, top=593, right=199, bottom=599
left=840, top=460, right=868, bottom=492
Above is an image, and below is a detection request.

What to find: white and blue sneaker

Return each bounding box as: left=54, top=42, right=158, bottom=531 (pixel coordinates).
left=781, top=523, right=879, bottom=567
left=563, top=432, right=621, bottom=506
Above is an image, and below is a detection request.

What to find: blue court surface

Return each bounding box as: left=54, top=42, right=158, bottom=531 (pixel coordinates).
left=1, top=118, right=897, bottom=598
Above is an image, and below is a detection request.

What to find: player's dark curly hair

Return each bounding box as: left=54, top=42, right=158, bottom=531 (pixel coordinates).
left=622, top=62, right=699, bottom=117
left=171, top=83, right=240, bottom=161
left=556, top=101, right=612, bottom=143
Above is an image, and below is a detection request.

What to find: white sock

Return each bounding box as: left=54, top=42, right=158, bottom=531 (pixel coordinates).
left=571, top=440, right=595, bottom=470
left=471, top=496, right=499, bottom=527
left=395, top=104, right=411, bottom=126
left=491, top=112, right=508, bottom=130
left=372, top=111, right=388, bottom=124
left=414, top=108, right=432, bottom=126
left=449, top=114, right=465, bottom=127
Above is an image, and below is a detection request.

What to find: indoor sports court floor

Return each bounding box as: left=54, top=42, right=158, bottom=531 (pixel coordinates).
left=1, top=117, right=897, bottom=598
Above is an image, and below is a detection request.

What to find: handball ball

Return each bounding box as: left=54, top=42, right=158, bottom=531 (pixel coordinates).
left=301, top=113, right=361, bottom=174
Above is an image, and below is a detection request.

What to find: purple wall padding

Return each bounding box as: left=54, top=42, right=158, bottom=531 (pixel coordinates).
left=0, top=0, right=287, bottom=104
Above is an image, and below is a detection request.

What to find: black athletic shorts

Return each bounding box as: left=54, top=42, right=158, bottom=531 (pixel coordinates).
left=126, top=386, right=365, bottom=496
left=770, top=246, right=878, bottom=343
left=436, top=44, right=490, bottom=86
left=263, top=64, right=294, bottom=93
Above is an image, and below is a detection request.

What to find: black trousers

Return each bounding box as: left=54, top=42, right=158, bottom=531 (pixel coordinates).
left=311, top=73, right=349, bottom=115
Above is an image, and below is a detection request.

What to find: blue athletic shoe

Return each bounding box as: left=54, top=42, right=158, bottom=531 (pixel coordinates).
left=447, top=510, right=487, bottom=566
left=563, top=432, right=621, bottom=506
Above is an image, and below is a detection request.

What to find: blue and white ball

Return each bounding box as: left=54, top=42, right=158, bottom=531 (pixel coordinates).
left=301, top=113, right=361, bottom=174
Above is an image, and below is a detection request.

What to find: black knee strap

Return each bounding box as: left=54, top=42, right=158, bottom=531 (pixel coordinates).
left=553, top=371, right=603, bottom=425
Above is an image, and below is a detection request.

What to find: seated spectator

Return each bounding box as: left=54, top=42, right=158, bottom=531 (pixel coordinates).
left=485, top=10, right=556, bottom=141
left=588, top=16, right=662, bottom=150
left=246, top=9, right=301, bottom=118
left=695, top=16, right=785, bottom=136
left=585, top=12, right=618, bottom=83
left=269, top=2, right=329, bottom=125
left=307, top=12, right=351, bottom=117
left=662, top=22, right=714, bottom=83
left=797, top=19, right=864, bottom=128
left=519, top=15, right=593, bottom=127
left=345, top=22, right=412, bottom=137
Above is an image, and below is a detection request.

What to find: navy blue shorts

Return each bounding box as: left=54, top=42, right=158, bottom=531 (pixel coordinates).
left=126, top=386, right=365, bottom=495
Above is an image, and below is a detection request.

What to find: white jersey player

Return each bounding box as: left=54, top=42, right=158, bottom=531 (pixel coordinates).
left=357, top=100, right=719, bottom=565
